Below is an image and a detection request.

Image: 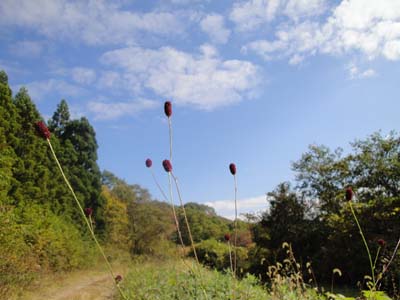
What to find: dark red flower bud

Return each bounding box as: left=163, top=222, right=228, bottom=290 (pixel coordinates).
left=164, top=101, right=172, bottom=118
left=115, top=275, right=122, bottom=283
left=378, top=239, right=386, bottom=247
left=345, top=187, right=353, bottom=201
left=35, top=121, right=51, bottom=139
left=229, top=163, right=236, bottom=175
left=162, top=159, right=172, bottom=172
left=224, top=233, right=230, bottom=241
left=84, top=207, right=93, bottom=217
left=145, top=158, right=152, bottom=168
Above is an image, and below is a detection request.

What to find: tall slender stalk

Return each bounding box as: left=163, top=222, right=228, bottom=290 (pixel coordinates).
left=46, top=139, right=128, bottom=300
left=376, top=236, right=400, bottom=287
left=168, top=118, right=173, bottom=162
left=148, top=168, right=186, bottom=255
left=233, top=174, right=238, bottom=277
left=349, top=201, right=375, bottom=289
left=171, top=173, right=199, bottom=264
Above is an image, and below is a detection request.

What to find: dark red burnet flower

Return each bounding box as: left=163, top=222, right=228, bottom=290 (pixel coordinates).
left=145, top=158, right=152, bottom=168
left=378, top=239, right=386, bottom=247
left=224, top=233, right=231, bottom=242
left=84, top=207, right=93, bottom=217
left=229, top=163, right=236, bottom=175
left=115, top=274, right=122, bottom=283
left=35, top=121, right=51, bottom=139
left=164, top=101, right=172, bottom=118
left=162, top=159, right=172, bottom=173
left=345, top=187, right=353, bottom=201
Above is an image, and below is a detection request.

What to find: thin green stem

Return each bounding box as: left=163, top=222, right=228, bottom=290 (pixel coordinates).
left=373, top=247, right=381, bottom=271
left=152, top=169, right=186, bottom=256
left=233, top=175, right=238, bottom=278
left=47, top=139, right=129, bottom=300
left=349, top=202, right=375, bottom=289
left=168, top=118, right=173, bottom=162
left=168, top=173, right=208, bottom=300
left=228, top=241, right=234, bottom=277
left=377, top=236, right=400, bottom=287
left=89, top=215, right=94, bottom=232
left=171, top=173, right=199, bottom=264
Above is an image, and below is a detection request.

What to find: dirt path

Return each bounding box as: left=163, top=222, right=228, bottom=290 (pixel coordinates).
left=19, top=269, right=120, bottom=300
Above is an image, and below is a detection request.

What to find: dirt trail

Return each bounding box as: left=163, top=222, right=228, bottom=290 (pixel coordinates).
left=20, top=270, right=120, bottom=300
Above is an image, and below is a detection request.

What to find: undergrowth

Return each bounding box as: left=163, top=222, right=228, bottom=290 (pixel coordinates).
left=118, top=258, right=327, bottom=300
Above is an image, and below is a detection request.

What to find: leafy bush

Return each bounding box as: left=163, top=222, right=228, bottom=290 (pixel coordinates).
left=190, top=239, right=249, bottom=273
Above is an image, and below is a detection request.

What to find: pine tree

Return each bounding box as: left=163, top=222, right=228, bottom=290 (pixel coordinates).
left=0, top=71, right=18, bottom=203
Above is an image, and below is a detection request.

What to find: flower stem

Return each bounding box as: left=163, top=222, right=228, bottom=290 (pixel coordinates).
left=168, top=118, right=173, bottom=162
left=349, top=202, right=375, bottom=289
left=47, top=139, right=129, bottom=300
left=171, top=173, right=199, bottom=264
left=233, top=174, right=238, bottom=278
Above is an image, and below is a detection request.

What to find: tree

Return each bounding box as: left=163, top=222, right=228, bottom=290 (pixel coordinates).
left=0, top=70, right=18, bottom=203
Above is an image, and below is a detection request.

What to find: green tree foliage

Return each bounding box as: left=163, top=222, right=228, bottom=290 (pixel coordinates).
left=102, top=170, right=176, bottom=257
left=0, top=71, right=101, bottom=298
left=0, top=71, right=18, bottom=203
left=253, top=132, right=400, bottom=294
left=178, top=202, right=231, bottom=245
left=50, top=102, right=103, bottom=229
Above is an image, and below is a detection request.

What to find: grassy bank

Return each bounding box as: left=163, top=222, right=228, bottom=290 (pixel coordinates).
left=118, top=259, right=325, bottom=300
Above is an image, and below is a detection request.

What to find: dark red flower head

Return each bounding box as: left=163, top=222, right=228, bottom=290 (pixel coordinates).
left=224, top=233, right=230, bottom=241
left=345, top=187, right=353, bottom=201
left=115, top=275, right=122, bottom=283
left=162, top=159, right=172, bottom=173
left=164, top=101, right=172, bottom=118
left=145, top=158, right=152, bottom=168
left=378, top=239, right=386, bottom=247
left=35, top=121, right=51, bottom=139
left=229, top=163, right=236, bottom=175
left=84, top=207, right=93, bottom=217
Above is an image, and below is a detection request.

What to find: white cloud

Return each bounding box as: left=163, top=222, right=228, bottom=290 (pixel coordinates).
left=87, top=99, right=158, bottom=120
left=284, top=0, right=327, bottom=21
left=200, top=14, right=231, bottom=44
left=18, top=79, right=85, bottom=101
left=242, top=0, right=400, bottom=62
left=230, top=0, right=281, bottom=31
left=0, top=0, right=184, bottom=45
left=230, top=0, right=327, bottom=31
left=347, top=63, right=376, bottom=79
left=9, top=40, right=43, bottom=57
left=100, top=45, right=260, bottom=110
left=205, top=195, right=268, bottom=220
left=71, top=67, right=96, bottom=85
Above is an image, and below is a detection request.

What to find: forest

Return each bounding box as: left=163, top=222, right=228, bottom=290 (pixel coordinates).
left=0, top=69, right=399, bottom=299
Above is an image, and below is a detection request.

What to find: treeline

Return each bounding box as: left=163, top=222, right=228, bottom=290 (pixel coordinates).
left=246, top=133, right=400, bottom=294
left=0, top=70, right=239, bottom=297
left=1, top=69, right=399, bottom=296
left=0, top=70, right=105, bottom=296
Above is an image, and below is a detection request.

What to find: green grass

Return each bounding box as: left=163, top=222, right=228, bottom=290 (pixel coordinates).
left=118, top=259, right=327, bottom=300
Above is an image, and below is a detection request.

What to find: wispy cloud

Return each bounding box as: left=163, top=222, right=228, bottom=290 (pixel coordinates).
left=205, top=194, right=268, bottom=220
left=17, top=79, right=85, bottom=101
left=200, top=14, right=231, bottom=44
left=347, top=63, right=377, bottom=79
left=100, top=44, right=261, bottom=110
left=87, top=99, right=159, bottom=120
left=9, top=40, right=44, bottom=58
left=0, top=0, right=184, bottom=45
left=230, top=0, right=327, bottom=31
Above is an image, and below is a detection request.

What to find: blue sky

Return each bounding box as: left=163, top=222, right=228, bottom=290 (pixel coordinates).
left=1, top=0, right=400, bottom=219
